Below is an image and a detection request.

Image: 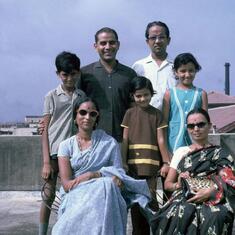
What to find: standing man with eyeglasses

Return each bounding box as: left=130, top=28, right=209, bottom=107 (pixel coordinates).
left=131, top=21, right=176, bottom=235
left=132, top=21, right=176, bottom=111
left=80, top=27, right=137, bottom=142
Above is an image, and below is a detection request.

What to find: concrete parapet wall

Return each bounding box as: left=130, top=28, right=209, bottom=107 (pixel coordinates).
left=0, top=136, right=43, bottom=190
left=209, top=133, right=235, bottom=160
left=0, top=134, right=234, bottom=191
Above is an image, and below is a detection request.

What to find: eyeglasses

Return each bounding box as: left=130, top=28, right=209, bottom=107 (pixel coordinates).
left=78, top=109, right=99, bottom=118
left=148, top=35, right=167, bottom=42
left=187, top=122, right=207, bottom=129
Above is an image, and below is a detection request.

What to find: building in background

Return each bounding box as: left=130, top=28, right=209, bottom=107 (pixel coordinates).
left=1, top=94, right=235, bottom=135
left=0, top=116, right=42, bottom=136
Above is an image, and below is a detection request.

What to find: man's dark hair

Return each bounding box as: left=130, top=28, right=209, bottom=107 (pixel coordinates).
left=95, top=27, right=118, bottom=42
left=145, top=21, right=170, bottom=39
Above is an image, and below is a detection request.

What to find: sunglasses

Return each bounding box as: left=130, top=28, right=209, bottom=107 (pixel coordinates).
left=78, top=109, right=99, bottom=118
left=187, top=122, right=207, bottom=129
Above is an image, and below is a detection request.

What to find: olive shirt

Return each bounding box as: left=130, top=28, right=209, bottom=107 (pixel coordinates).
left=80, top=60, right=137, bottom=142
left=121, top=105, right=165, bottom=176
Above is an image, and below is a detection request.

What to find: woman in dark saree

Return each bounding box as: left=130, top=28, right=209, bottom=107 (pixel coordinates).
left=151, top=108, right=235, bottom=235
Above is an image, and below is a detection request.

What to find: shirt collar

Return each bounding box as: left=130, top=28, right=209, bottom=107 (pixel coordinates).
left=94, top=60, right=121, bottom=72
left=55, top=84, right=66, bottom=95
left=145, top=54, right=173, bottom=69
left=146, top=54, right=173, bottom=64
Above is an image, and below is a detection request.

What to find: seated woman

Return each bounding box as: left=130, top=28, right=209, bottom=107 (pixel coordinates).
left=52, top=97, right=152, bottom=235
left=151, top=108, right=235, bottom=235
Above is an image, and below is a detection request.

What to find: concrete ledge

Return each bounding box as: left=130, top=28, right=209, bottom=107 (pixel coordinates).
left=0, top=136, right=43, bottom=190
left=0, top=134, right=234, bottom=190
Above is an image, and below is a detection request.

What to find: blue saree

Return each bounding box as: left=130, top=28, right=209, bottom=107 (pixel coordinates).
left=52, top=129, right=152, bottom=235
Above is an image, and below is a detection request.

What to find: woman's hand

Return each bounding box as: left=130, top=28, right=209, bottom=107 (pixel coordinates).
left=41, top=163, right=54, bottom=180
left=68, top=171, right=101, bottom=191
left=112, top=176, right=124, bottom=189
left=187, top=187, right=214, bottom=203
left=179, top=171, right=190, bottom=179
left=178, top=171, right=190, bottom=186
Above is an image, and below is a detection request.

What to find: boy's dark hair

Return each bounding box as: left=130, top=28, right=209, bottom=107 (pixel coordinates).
left=95, top=27, right=118, bottom=42
left=130, top=76, right=155, bottom=96
left=55, top=51, right=80, bottom=73
left=173, top=53, right=201, bottom=72
left=73, top=96, right=100, bottom=129
left=145, top=21, right=170, bottom=39
left=186, top=108, right=210, bottom=123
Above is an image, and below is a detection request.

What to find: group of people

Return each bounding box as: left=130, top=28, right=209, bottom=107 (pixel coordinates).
left=39, top=21, right=235, bottom=235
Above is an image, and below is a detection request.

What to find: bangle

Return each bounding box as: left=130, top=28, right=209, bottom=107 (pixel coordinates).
left=163, top=161, right=170, bottom=165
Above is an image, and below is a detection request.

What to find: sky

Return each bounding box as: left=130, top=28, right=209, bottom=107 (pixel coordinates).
left=0, top=0, right=235, bottom=122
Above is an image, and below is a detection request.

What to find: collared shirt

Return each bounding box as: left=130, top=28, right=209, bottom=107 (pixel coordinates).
left=132, top=54, right=176, bottom=110
left=81, top=61, right=137, bottom=142
left=43, top=84, right=86, bottom=155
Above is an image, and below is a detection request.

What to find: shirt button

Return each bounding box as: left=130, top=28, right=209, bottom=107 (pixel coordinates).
left=185, top=100, right=188, bottom=103
left=108, top=86, right=112, bottom=89
left=185, top=111, right=188, bottom=114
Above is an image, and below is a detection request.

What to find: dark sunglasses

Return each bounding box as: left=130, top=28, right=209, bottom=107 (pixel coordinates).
left=187, top=122, right=207, bottom=129
left=78, top=109, right=99, bottom=118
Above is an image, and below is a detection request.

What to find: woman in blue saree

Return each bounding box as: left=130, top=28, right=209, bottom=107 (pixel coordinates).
left=52, top=97, right=151, bottom=235
left=151, top=108, right=235, bottom=235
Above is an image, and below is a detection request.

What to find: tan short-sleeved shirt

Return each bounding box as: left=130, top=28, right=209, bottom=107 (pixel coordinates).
left=43, top=85, right=86, bottom=155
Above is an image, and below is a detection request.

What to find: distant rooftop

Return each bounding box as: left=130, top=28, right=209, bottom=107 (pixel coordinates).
left=208, top=91, right=235, bottom=106
left=209, top=104, right=235, bottom=133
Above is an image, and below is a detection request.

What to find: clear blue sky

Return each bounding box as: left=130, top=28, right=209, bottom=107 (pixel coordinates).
left=1, top=0, right=235, bottom=122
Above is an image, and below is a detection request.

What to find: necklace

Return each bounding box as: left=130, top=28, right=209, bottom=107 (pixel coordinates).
left=76, top=134, right=92, bottom=158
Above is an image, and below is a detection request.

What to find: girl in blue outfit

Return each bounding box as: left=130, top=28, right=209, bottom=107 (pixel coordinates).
left=162, top=53, right=208, bottom=155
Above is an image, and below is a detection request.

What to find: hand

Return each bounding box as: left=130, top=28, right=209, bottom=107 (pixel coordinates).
left=38, top=119, right=45, bottom=135
left=187, top=187, right=213, bottom=203
left=177, top=171, right=190, bottom=188
left=179, top=171, right=190, bottom=179
left=41, top=163, right=54, bottom=180
left=112, top=176, right=124, bottom=189
left=160, top=164, right=169, bottom=178
left=68, top=172, right=99, bottom=190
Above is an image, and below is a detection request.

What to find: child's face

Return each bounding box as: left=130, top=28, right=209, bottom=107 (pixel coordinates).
left=133, top=88, right=152, bottom=108
left=57, top=70, right=81, bottom=91
left=175, top=62, right=196, bottom=88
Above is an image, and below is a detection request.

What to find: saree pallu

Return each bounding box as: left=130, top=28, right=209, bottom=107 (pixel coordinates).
left=151, top=146, right=235, bottom=235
